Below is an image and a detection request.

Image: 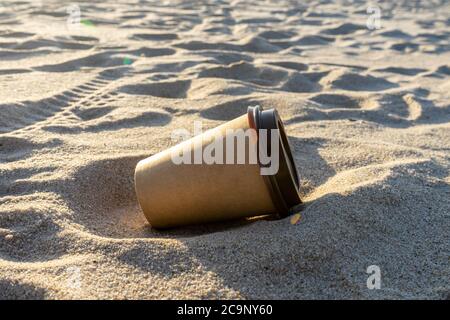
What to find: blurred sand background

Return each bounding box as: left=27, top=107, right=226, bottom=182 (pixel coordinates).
left=0, top=0, right=449, bottom=299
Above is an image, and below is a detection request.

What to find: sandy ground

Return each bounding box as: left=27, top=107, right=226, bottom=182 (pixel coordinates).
left=0, top=0, right=449, bottom=299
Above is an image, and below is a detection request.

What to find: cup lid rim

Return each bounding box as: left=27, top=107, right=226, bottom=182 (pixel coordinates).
left=247, top=105, right=302, bottom=217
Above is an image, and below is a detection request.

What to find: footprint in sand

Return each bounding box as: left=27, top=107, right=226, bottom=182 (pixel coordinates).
left=321, top=23, right=366, bottom=35
left=34, top=48, right=175, bottom=72
left=0, top=74, right=123, bottom=134
left=320, top=69, right=398, bottom=91
left=0, top=280, right=47, bottom=299
left=309, top=93, right=361, bottom=109
left=373, top=67, right=427, bottom=76
left=198, top=61, right=287, bottom=87
left=200, top=97, right=262, bottom=121
left=174, top=36, right=281, bottom=53
left=0, top=31, right=35, bottom=38
left=119, top=80, right=191, bottom=99
left=130, top=33, right=179, bottom=41
left=0, top=137, right=61, bottom=163
left=0, top=208, right=64, bottom=262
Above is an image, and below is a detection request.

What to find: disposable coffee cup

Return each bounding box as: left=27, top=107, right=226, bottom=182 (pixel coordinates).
left=134, top=106, right=301, bottom=229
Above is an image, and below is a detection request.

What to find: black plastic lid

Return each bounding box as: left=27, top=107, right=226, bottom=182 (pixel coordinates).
left=248, top=105, right=302, bottom=217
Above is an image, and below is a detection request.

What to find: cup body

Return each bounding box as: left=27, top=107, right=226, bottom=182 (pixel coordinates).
left=134, top=113, right=277, bottom=228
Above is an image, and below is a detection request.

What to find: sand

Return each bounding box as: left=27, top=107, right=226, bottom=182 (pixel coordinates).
left=0, top=0, right=449, bottom=299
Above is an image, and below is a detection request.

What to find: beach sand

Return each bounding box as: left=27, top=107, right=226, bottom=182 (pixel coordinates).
left=0, top=0, right=449, bottom=299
